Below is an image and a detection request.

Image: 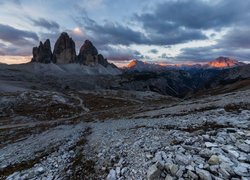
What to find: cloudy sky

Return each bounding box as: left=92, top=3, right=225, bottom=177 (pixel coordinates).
left=0, top=0, right=250, bottom=65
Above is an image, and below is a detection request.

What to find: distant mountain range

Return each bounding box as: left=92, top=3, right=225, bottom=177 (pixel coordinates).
left=126, top=57, right=246, bottom=72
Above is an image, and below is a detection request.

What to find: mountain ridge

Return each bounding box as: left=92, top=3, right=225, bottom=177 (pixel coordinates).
left=126, top=57, right=246, bottom=72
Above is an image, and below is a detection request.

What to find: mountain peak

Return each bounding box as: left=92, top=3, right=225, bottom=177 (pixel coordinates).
left=208, top=56, right=244, bottom=68
left=127, top=60, right=145, bottom=68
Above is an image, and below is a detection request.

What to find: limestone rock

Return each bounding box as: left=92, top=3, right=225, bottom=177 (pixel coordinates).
left=31, top=39, right=52, bottom=63
left=196, top=168, right=212, bottom=180
left=208, top=155, right=220, bottom=165
left=78, top=40, right=98, bottom=65
left=98, top=54, right=109, bottom=67
left=107, top=169, right=117, bottom=180
left=147, top=164, right=161, bottom=180
left=53, top=32, right=76, bottom=64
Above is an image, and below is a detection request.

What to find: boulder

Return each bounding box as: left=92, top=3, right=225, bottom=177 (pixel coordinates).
left=31, top=39, right=52, bottom=63
left=52, top=32, right=76, bottom=63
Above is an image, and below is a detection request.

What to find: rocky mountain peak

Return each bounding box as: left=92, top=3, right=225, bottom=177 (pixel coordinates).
left=31, top=32, right=117, bottom=68
left=208, top=56, right=244, bottom=68
left=127, top=60, right=145, bottom=68
left=52, top=32, right=76, bottom=64
left=79, top=40, right=98, bottom=56
left=31, top=39, right=52, bottom=64
left=78, top=40, right=99, bottom=65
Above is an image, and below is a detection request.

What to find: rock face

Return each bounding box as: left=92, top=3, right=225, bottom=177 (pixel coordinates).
left=78, top=40, right=99, bottom=65
left=31, top=39, right=52, bottom=63
left=31, top=32, right=117, bottom=69
left=97, top=54, right=109, bottom=67
left=52, top=32, right=76, bottom=64
left=208, top=56, right=245, bottom=68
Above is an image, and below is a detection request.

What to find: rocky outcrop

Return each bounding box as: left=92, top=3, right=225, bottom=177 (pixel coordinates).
left=78, top=40, right=99, bottom=65
left=208, top=57, right=245, bottom=68
left=52, top=32, right=76, bottom=64
left=97, top=54, right=109, bottom=67
left=31, top=39, right=52, bottom=63
left=31, top=33, right=117, bottom=69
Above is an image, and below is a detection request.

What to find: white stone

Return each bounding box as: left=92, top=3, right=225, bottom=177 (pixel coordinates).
left=176, top=168, right=184, bottom=177
left=175, top=153, right=190, bottom=165
left=196, top=168, right=212, bottom=180
left=147, top=164, right=161, bottom=180
left=121, top=167, right=128, bottom=175
left=107, top=169, right=117, bottom=180
left=145, top=153, right=153, bottom=159
left=245, top=140, right=250, bottom=145
left=205, top=142, right=218, bottom=148
left=228, top=150, right=239, bottom=158
left=218, top=155, right=234, bottom=166
left=233, top=165, right=248, bottom=176
left=218, top=167, right=230, bottom=178
left=170, top=164, right=179, bottom=175
left=238, top=143, right=250, bottom=153
left=187, top=170, right=198, bottom=180
left=116, top=167, right=121, bottom=177
left=165, top=174, right=174, bottom=180
left=35, top=167, right=45, bottom=175
left=186, top=165, right=195, bottom=171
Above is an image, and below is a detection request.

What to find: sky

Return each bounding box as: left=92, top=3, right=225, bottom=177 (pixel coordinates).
left=0, top=0, right=250, bottom=65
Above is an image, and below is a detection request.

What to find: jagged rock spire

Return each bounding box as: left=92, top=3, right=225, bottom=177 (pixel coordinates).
left=31, top=39, right=52, bottom=63
left=52, top=32, right=76, bottom=64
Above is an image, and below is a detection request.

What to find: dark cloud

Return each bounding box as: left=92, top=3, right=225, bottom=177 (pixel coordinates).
left=149, top=49, right=158, bottom=54
left=29, top=18, right=60, bottom=31
left=76, top=16, right=147, bottom=46
left=218, top=28, right=250, bottom=49
left=99, top=45, right=143, bottom=61
left=0, top=24, right=38, bottom=45
left=176, top=45, right=250, bottom=62
left=135, top=0, right=250, bottom=31
left=74, top=14, right=206, bottom=47
left=159, top=53, right=172, bottom=59
left=176, top=26, right=250, bottom=62
left=0, top=24, right=38, bottom=55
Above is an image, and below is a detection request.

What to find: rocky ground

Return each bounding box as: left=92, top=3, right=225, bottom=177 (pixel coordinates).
left=0, top=85, right=250, bottom=179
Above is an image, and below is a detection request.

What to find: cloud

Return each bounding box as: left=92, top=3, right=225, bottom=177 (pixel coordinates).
left=1, top=0, right=21, bottom=6
left=75, top=16, right=147, bottom=46
left=175, top=45, right=250, bottom=62
left=149, top=49, right=158, bottom=54
left=218, top=27, right=250, bottom=49
left=29, top=18, right=60, bottom=31
left=99, top=45, right=143, bottom=61
left=0, top=24, right=38, bottom=55
left=0, top=24, right=38, bottom=45
left=74, top=14, right=207, bottom=47
left=135, top=0, right=250, bottom=31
